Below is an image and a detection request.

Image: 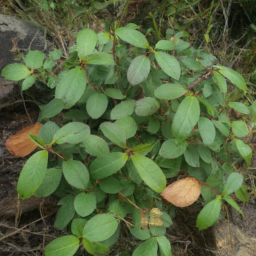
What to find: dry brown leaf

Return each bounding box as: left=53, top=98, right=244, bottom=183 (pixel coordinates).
left=5, top=122, right=43, bottom=157
left=161, top=177, right=201, bottom=207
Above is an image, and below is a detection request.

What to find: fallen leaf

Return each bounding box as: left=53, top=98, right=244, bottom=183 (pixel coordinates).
left=5, top=122, right=43, bottom=157
left=161, top=177, right=201, bottom=207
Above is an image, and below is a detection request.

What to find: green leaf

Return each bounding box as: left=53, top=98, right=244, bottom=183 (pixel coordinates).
left=55, top=67, right=87, bottom=109
left=198, top=146, right=212, bottom=163
left=161, top=121, right=172, bottom=139
left=228, top=102, right=250, bottom=114
left=77, top=28, right=97, bottom=59
left=83, top=238, right=110, bottom=255
left=40, top=99, right=64, bottom=120
left=38, top=121, right=59, bottom=144
left=86, top=52, right=115, bottom=65
left=159, top=139, right=187, bottom=159
left=17, top=150, right=48, bottom=199
left=115, top=27, right=149, bottom=48
left=215, top=65, right=248, bottom=91
left=35, top=168, right=62, bottom=197
left=135, top=97, right=160, bottom=116
left=156, top=236, right=173, bottom=256
left=63, top=160, right=90, bottom=189
left=99, top=176, right=123, bottom=194
left=213, top=70, right=227, bottom=93
left=105, top=88, right=125, bottom=99
left=115, top=116, right=137, bottom=139
left=198, top=117, right=216, bottom=145
left=100, top=122, right=126, bottom=148
left=223, top=196, right=244, bottom=217
left=86, top=92, right=108, bottom=119
left=155, top=51, right=180, bottom=80
left=71, top=218, right=86, bottom=238
left=235, top=185, right=249, bottom=202
left=222, top=172, right=243, bottom=196
left=196, top=96, right=214, bottom=116
left=83, top=214, right=119, bottom=242
left=127, top=55, right=150, bottom=85
left=74, top=192, right=96, bottom=217
left=132, top=143, right=154, bottom=156
left=111, top=100, right=135, bottom=120
left=235, top=139, right=252, bottom=165
left=161, top=212, right=173, bottom=228
left=49, top=48, right=62, bottom=60
left=53, top=122, right=90, bottom=144
left=22, top=75, right=37, bottom=90
left=1, top=63, right=31, bottom=81
left=180, top=57, right=204, bottom=71
left=45, top=235, right=79, bottom=256
left=155, top=40, right=174, bottom=50
left=54, top=195, right=75, bottom=230
left=154, top=83, right=186, bottom=100
left=196, top=198, right=222, bottom=230
left=24, top=50, right=45, bottom=68
left=97, top=32, right=110, bottom=44
left=184, top=145, right=200, bottom=167
left=81, top=135, right=109, bottom=157
left=131, top=155, right=166, bottom=193
left=231, top=121, right=249, bottom=137
left=90, top=153, right=128, bottom=180
left=132, top=238, right=158, bottom=256
left=148, top=118, right=160, bottom=134
left=172, top=96, right=200, bottom=138
left=212, top=120, right=230, bottom=136
left=28, top=134, right=46, bottom=148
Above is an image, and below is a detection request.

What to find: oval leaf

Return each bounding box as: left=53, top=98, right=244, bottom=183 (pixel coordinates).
left=154, top=83, right=186, bottom=100
left=172, top=96, right=200, bottom=138
left=155, top=51, right=180, bottom=80
left=231, top=121, right=249, bottom=137
left=115, top=116, right=137, bottom=139
left=222, top=172, right=243, bottom=197
left=83, top=214, right=118, bottom=242
left=24, top=50, right=45, bottom=68
left=198, top=117, right=216, bottom=145
left=159, top=139, right=187, bottom=159
left=135, top=97, right=160, bottom=116
left=213, top=70, right=227, bottom=93
left=1, top=63, right=31, bottom=81
left=40, top=98, right=64, bottom=120
left=86, top=52, right=115, bottom=65
left=127, top=55, right=150, bottom=85
left=131, top=155, right=166, bottom=193
left=132, top=238, right=158, bottom=256
left=74, top=192, right=96, bottom=217
left=86, top=92, right=108, bottom=119
left=22, top=75, right=37, bottom=90
left=235, top=139, right=252, bottom=166
left=229, top=102, right=250, bottom=114
left=110, top=100, right=135, bottom=120
left=161, top=177, right=201, bottom=207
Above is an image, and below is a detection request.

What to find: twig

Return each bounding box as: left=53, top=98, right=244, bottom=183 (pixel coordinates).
left=20, top=91, right=33, bottom=125
left=187, top=71, right=212, bottom=90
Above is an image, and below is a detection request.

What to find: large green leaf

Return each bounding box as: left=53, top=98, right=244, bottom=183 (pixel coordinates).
left=110, top=100, right=135, bottom=120
left=172, top=96, right=200, bottom=138
left=184, top=145, right=200, bottom=167
left=131, top=155, right=166, bottom=193
left=40, top=98, right=64, bottom=120
left=100, top=122, right=126, bottom=148
left=155, top=40, right=174, bottom=50
left=155, top=51, right=180, bottom=80
left=127, top=55, right=150, bottom=85
left=215, top=65, right=248, bottom=91
left=228, top=102, right=250, bottom=114
left=81, top=135, right=109, bottom=157
left=115, top=27, right=149, bottom=48
left=154, top=83, right=186, bottom=100
left=17, top=150, right=48, bottom=199
left=222, top=173, right=243, bottom=197
left=90, top=153, right=128, bottom=180
left=235, top=139, right=252, bottom=165
left=156, top=236, right=173, bottom=256
left=132, top=143, right=155, bottom=156
left=22, top=75, right=37, bottom=90
left=212, top=120, right=230, bottom=136
left=71, top=218, right=86, bottom=238
left=86, top=52, right=115, bottom=65
left=55, top=67, right=87, bottom=109
left=1, top=63, right=31, bottom=81
left=231, top=121, right=249, bottom=137
left=63, top=160, right=90, bottom=190
left=198, top=117, right=216, bottom=145
left=196, top=198, right=222, bottom=230
left=159, top=139, right=187, bottom=159
left=86, top=92, right=108, bottom=119
left=74, top=192, right=96, bottom=217
left=135, top=97, right=160, bottom=116
left=115, top=116, right=137, bottom=139
left=83, top=238, right=110, bottom=255
left=83, top=214, right=119, bottom=242
left=147, top=118, right=160, bottom=134
left=53, top=122, right=90, bottom=144
left=24, top=50, right=45, bottom=68
left=35, top=168, right=62, bottom=198
left=132, top=238, right=158, bottom=256
left=99, top=176, right=123, bottom=194
left=213, top=70, right=227, bottom=93
left=105, top=88, right=125, bottom=99
left=198, top=146, right=212, bottom=163
left=45, top=235, right=79, bottom=256
left=38, top=121, right=60, bottom=144
left=77, top=28, right=97, bottom=59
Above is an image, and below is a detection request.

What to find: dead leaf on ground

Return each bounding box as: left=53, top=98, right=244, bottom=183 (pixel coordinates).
left=5, top=122, right=42, bottom=157
left=161, top=177, right=201, bottom=207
